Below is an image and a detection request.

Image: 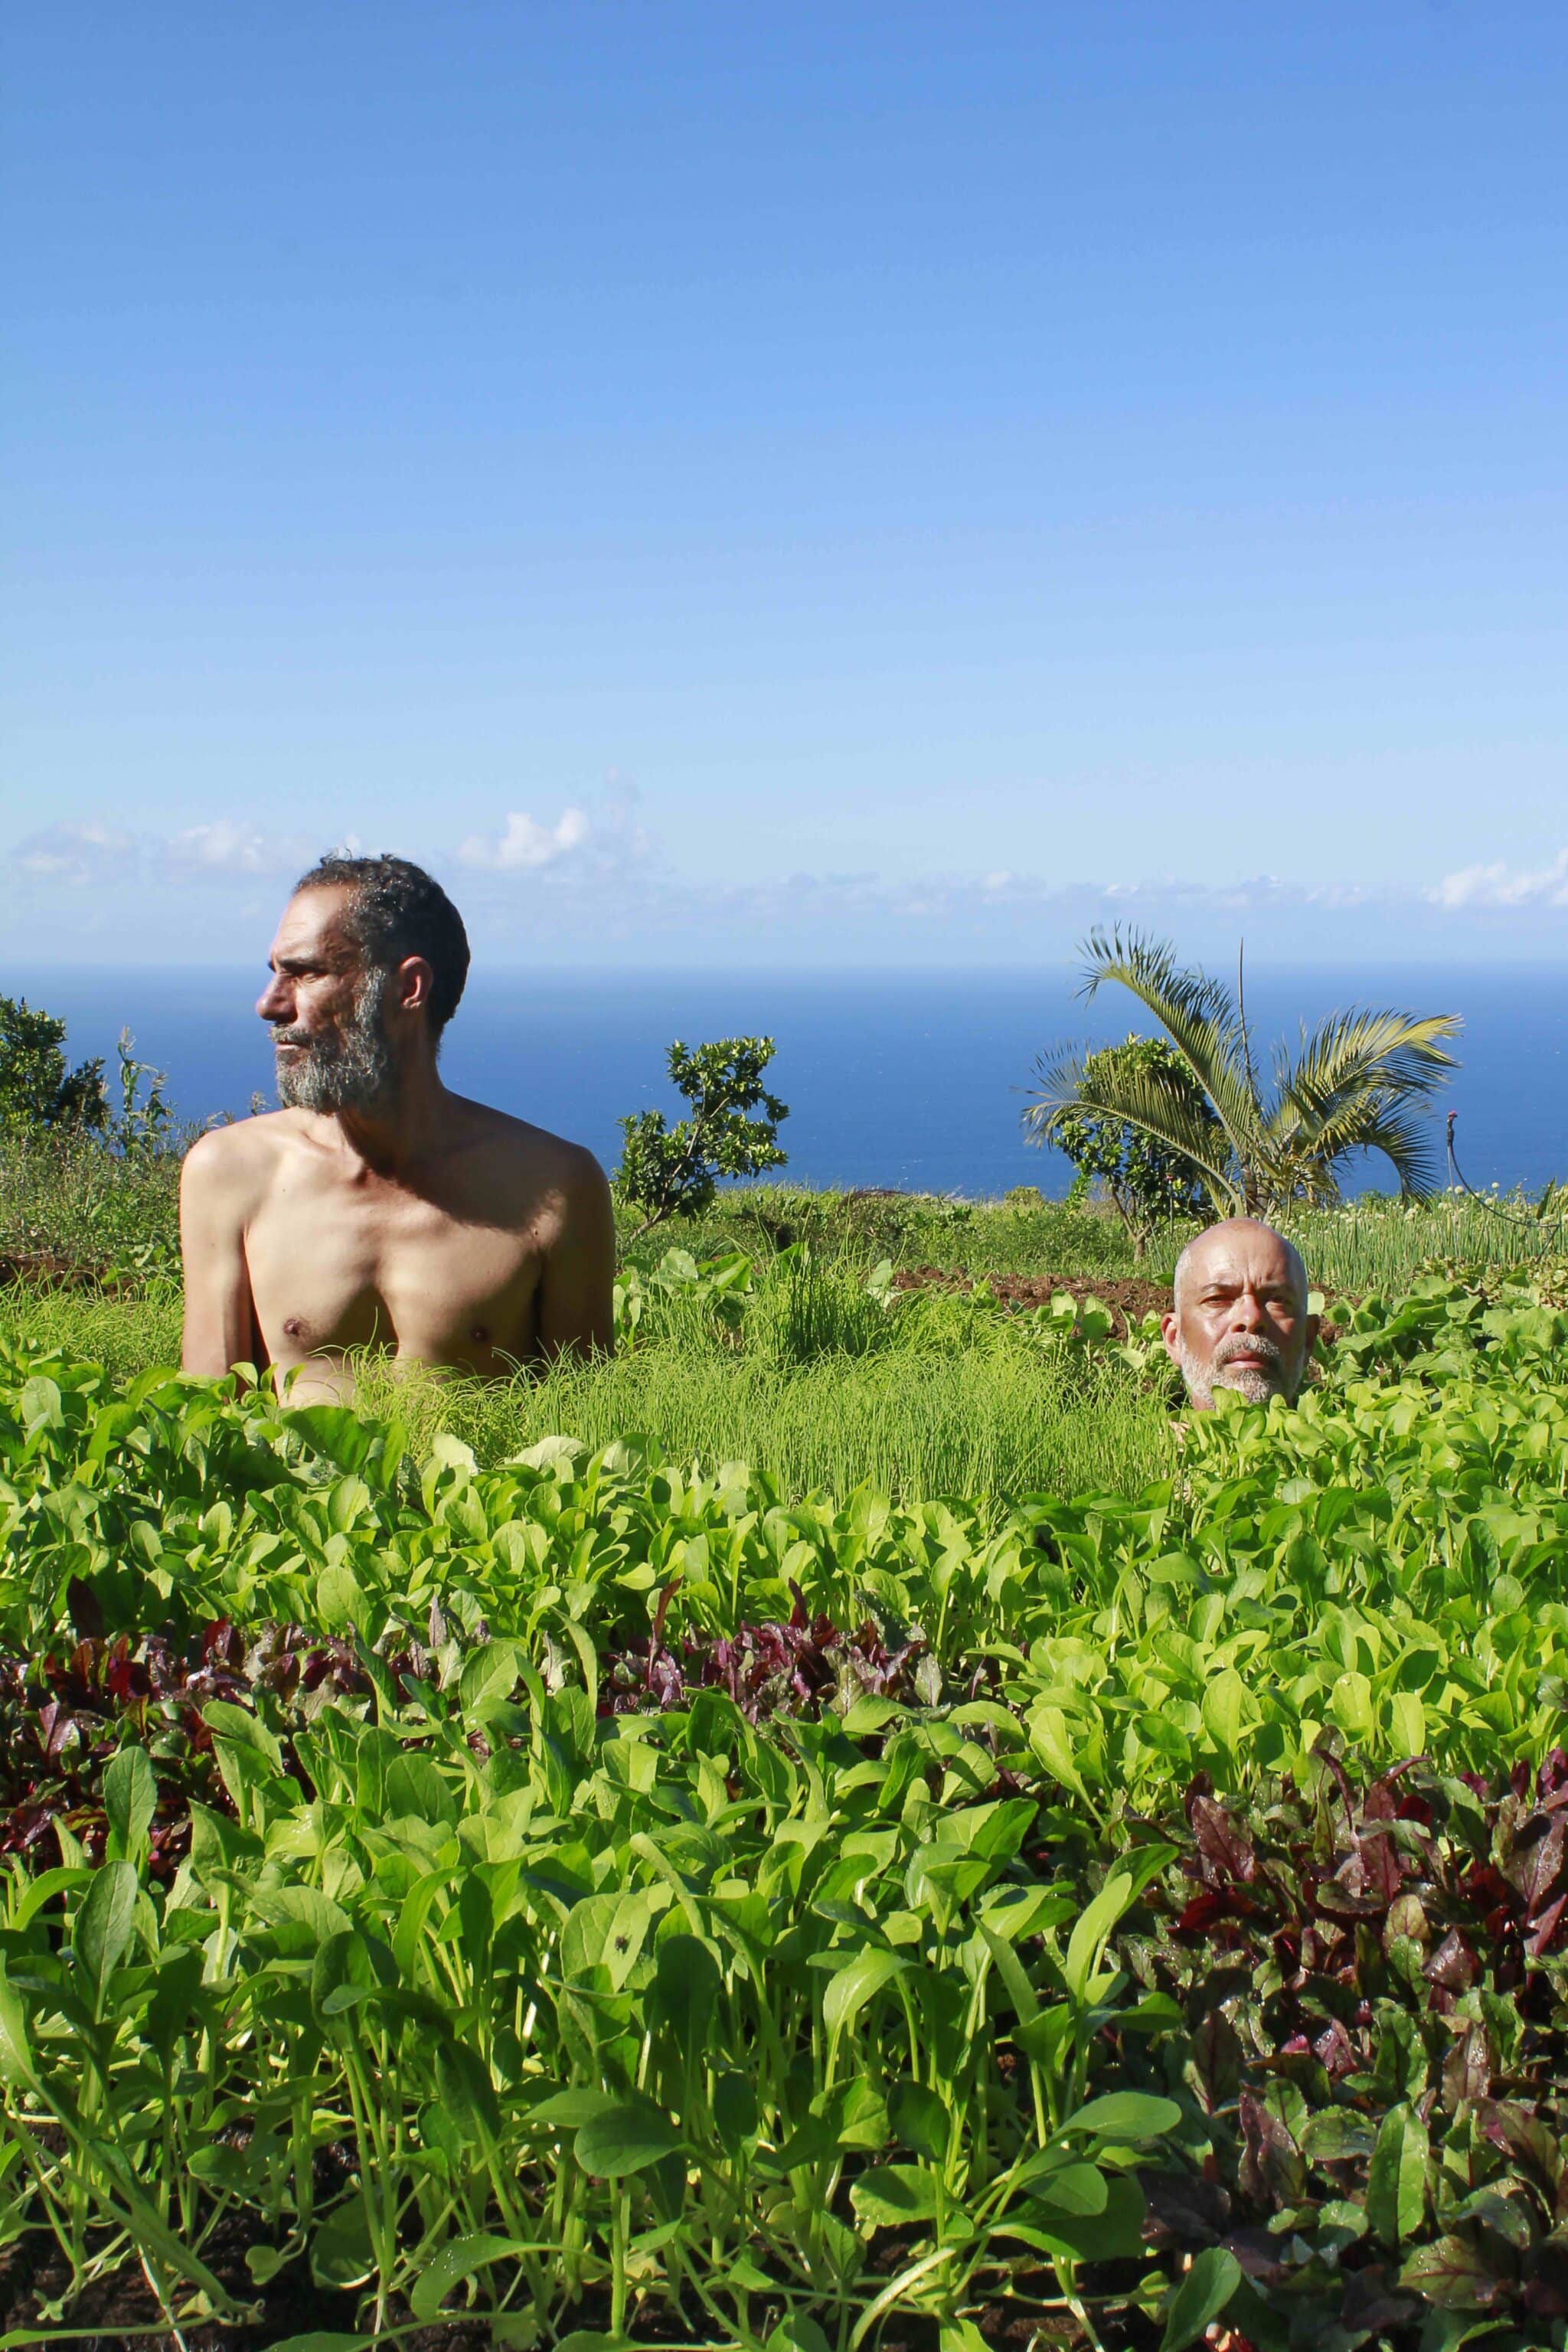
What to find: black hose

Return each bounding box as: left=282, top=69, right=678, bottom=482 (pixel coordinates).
left=1444, top=1111, right=1566, bottom=1242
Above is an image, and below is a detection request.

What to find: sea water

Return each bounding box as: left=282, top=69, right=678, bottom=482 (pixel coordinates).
left=2, top=963, right=1563, bottom=1199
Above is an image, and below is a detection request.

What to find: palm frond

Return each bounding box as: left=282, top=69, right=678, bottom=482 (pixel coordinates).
left=1075, top=928, right=1259, bottom=1154
left=1315, top=1094, right=1449, bottom=1197
left=1266, top=1008, right=1461, bottom=1200
left=1024, top=1038, right=1093, bottom=1110
left=1274, top=1009, right=1461, bottom=1119
left=1024, top=1044, right=1242, bottom=1212
left=1254, top=1139, right=1345, bottom=1210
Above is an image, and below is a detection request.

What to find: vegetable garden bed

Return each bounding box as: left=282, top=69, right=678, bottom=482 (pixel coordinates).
left=2, top=1270, right=1567, bottom=2351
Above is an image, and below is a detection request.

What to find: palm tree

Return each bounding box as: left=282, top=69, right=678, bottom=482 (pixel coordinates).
left=1024, top=929, right=1462, bottom=1217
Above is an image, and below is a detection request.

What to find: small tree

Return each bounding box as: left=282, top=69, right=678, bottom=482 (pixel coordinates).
left=1025, top=930, right=1461, bottom=1216
left=1046, top=1032, right=1218, bottom=1256
left=0, top=995, right=108, bottom=1134
left=616, top=1037, right=789, bottom=1242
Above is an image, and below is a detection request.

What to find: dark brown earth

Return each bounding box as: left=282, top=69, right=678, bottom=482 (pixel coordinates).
left=0, top=2220, right=371, bottom=2352
left=892, top=1264, right=1171, bottom=1334
left=892, top=1265, right=1343, bottom=1349
left=0, top=1249, right=125, bottom=1294
left=0, top=2223, right=1161, bottom=2350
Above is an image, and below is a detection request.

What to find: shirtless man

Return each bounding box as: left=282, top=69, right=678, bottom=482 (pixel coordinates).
left=180, top=853, right=615, bottom=1400
left=1161, top=1217, right=1318, bottom=1410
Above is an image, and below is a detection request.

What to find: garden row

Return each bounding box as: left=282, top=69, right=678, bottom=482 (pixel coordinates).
left=2, top=1271, right=1567, bottom=2350
left=9, top=1272, right=1567, bottom=1787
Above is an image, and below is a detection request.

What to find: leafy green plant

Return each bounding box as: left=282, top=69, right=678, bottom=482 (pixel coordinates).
left=0, top=1642, right=1182, bottom=2345
left=1043, top=1034, right=1218, bottom=1257
left=6, top=1269, right=1568, bottom=1788
left=1025, top=930, right=1462, bottom=1215
left=109, top=1027, right=174, bottom=1157
left=613, top=1243, right=759, bottom=1347
left=3, top=1266, right=1568, bottom=2345
left=0, top=995, right=109, bottom=1135
left=616, top=1037, right=789, bottom=1241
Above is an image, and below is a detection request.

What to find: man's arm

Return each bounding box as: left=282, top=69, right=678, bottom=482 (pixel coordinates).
left=179, top=1132, right=263, bottom=1377
left=535, top=1151, right=617, bottom=1362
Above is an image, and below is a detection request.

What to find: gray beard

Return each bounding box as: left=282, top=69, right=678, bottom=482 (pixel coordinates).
left=1178, top=1331, right=1289, bottom=1410
left=274, top=972, right=397, bottom=1114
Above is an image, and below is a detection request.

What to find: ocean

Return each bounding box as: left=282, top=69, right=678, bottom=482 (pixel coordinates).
left=2, top=963, right=1563, bottom=1200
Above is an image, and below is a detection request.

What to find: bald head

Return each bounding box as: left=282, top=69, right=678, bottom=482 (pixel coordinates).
left=1164, top=1218, right=1317, bottom=1410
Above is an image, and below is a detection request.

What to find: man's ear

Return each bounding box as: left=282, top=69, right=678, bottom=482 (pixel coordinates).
left=1305, top=1311, right=1321, bottom=1354
left=395, top=956, right=435, bottom=1015
left=1160, top=1311, right=1182, bottom=1365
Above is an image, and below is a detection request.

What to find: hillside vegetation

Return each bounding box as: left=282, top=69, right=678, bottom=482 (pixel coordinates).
left=4, top=1120, right=1566, bottom=1498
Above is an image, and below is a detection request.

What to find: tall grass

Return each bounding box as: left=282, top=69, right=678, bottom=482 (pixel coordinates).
left=1281, top=1187, right=1568, bottom=1297
left=0, top=1289, right=184, bottom=1387
left=663, top=1183, right=1165, bottom=1280
left=0, top=1132, right=1163, bottom=1285
left=0, top=1127, right=185, bottom=1279
left=0, top=1248, right=1171, bottom=1508
left=356, top=1345, right=1174, bottom=1509
left=8, top=1122, right=1560, bottom=1300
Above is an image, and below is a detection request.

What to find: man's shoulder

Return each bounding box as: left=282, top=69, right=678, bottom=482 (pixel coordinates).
left=181, top=1110, right=309, bottom=1195
left=455, top=1099, right=609, bottom=1203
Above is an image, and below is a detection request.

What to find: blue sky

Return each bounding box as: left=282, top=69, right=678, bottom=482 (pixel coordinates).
left=5, top=0, right=1566, bottom=965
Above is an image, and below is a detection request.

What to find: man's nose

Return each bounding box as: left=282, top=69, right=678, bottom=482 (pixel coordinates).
left=1230, top=1289, right=1267, bottom=1332
left=256, top=975, right=289, bottom=1021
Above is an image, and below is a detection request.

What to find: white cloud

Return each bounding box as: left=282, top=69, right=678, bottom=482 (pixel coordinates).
left=14, top=819, right=140, bottom=886
left=11, top=789, right=1568, bottom=966
left=459, top=806, right=592, bottom=871
left=14, top=815, right=327, bottom=892
left=574, top=864, right=1413, bottom=959
left=1428, top=848, right=1568, bottom=911
left=163, top=820, right=306, bottom=880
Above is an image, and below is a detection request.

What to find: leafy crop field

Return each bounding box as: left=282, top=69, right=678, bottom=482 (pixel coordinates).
left=3, top=1267, right=1568, bottom=2350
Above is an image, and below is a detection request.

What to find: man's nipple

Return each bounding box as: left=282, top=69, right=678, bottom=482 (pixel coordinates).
left=470, top=1324, right=490, bottom=1344
left=283, top=1316, right=305, bottom=1340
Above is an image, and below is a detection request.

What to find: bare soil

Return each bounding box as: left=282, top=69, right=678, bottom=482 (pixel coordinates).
left=892, top=1266, right=1343, bottom=1350
left=0, top=2220, right=1165, bottom=2350
left=0, top=2221, right=374, bottom=2351
left=892, top=1264, right=1171, bottom=1334
left=0, top=1249, right=126, bottom=1295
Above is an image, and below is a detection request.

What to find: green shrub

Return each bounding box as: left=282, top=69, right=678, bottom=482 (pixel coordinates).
left=0, top=992, right=108, bottom=1133
left=616, top=1036, right=789, bottom=1239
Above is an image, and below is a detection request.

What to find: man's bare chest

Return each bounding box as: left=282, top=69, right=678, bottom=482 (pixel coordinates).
left=243, top=1176, right=546, bottom=1364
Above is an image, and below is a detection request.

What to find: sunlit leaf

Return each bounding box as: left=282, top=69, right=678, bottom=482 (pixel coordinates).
left=823, top=1947, right=909, bottom=2045
left=1158, top=2246, right=1240, bottom=2351
left=574, top=2096, right=684, bottom=2177
left=73, top=1860, right=138, bottom=2000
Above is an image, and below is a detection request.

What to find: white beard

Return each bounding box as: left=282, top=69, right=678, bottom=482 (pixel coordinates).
left=274, top=970, right=397, bottom=1114
left=1178, top=1334, right=1288, bottom=1410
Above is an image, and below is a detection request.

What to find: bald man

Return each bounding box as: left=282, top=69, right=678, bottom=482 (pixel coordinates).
left=1162, top=1218, right=1318, bottom=1410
